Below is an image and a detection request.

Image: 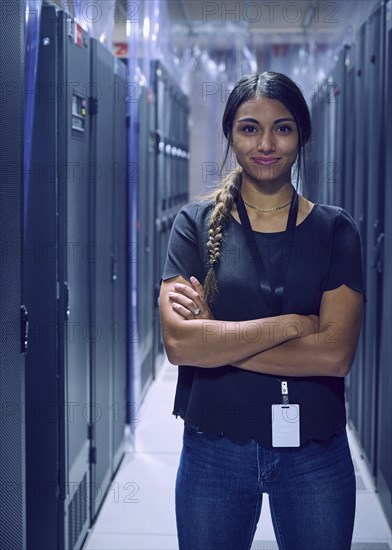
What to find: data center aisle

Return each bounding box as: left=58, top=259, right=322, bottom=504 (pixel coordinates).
left=83, top=359, right=392, bottom=550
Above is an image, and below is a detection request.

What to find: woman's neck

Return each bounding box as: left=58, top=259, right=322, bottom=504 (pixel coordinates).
left=240, top=179, right=295, bottom=211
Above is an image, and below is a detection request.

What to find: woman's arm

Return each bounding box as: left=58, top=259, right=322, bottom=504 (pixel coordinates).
left=229, top=285, right=363, bottom=377
left=166, top=279, right=364, bottom=377
left=159, top=275, right=318, bottom=368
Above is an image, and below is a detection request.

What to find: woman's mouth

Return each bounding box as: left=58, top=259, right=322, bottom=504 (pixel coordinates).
left=254, top=157, right=280, bottom=166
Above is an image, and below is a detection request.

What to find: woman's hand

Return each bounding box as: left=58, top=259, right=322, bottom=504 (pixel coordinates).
left=167, top=276, right=215, bottom=320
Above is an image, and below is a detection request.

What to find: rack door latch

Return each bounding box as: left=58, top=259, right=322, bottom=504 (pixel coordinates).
left=20, top=305, right=29, bottom=354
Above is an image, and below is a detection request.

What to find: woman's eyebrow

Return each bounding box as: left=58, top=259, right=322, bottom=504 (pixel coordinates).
left=236, top=117, right=296, bottom=124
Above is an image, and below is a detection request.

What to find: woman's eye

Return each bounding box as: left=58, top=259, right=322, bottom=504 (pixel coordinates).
left=242, top=126, right=257, bottom=134
left=276, top=125, right=291, bottom=133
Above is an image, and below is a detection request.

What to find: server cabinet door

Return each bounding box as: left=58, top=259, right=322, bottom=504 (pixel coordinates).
left=331, top=50, right=345, bottom=207
left=349, top=20, right=368, bottom=442
left=344, top=39, right=362, bottom=440
left=307, top=97, right=320, bottom=202
left=112, top=57, right=129, bottom=473
left=89, top=38, right=115, bottom=521
left=24, top=6, right=59, bottom=549
left=153, top=63, right=167, bottom=362
left=362, top=4, right=385, bottom=475
left=57, top=12, right=91, bottom=549
left=343, top=45, right=356, bottom=215
left=138, top=86, right=155, bottom=397
left=0, top=3, right=25, bottom=548
left=310, top=88, right=329, bottom=205
left=377, top=0, right=392, bottom=527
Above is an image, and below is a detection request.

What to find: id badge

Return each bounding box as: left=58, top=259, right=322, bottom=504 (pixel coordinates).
left=271, top=404, right=300, bottom=447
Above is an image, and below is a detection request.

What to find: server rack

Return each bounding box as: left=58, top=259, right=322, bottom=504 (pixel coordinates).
left=89, top=37, right=115, bottom=521
left=57, top=12, right=91, bottom=549
left=344, top=38, right=365, bottom=444
left=377, top=0, right=392, bottom=524
left=330, top=49, right=346, bottom=209
left=24, top=6, right=60, bottom=548
left=349, top=19, right=368, bottom=443
left=310, top=1, right=391, bottom=527
left=24, top=5, right=129, bottom=548
left=150, top=60, right=189, bottom=371
left=362, top=2, right=385, bottom=475
left=343, top=42, right=356, bottom=215
left=25, top=7, right=91, bottom=548
left=86, top=28, right=129, bottom=530
left=0, top=2, right=26, bottom=549
left=136, top=84, right=156, bottom=398
left=111, top=56, right=129, bottom=478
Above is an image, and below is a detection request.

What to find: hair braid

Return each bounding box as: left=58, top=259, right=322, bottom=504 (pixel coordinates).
left=203, top=167, right=242, bottom=304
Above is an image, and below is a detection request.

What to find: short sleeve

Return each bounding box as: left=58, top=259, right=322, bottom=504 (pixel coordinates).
left=324, top=208, right=367, bottom=303
left=161, top=203, right=204, bottom=283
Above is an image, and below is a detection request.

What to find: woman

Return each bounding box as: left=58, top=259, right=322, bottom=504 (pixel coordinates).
left=159, top=72, right=365, bottom=550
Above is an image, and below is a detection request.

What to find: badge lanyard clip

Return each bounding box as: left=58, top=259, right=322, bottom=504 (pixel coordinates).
left=281, top=380, right=289, bottom=405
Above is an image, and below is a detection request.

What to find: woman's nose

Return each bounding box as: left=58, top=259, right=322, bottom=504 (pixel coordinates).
left=257, top=132, right=275, bottom=152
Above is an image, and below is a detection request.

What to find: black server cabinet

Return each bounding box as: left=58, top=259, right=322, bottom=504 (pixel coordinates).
left=89, top=37, right=115, bottom=521
left=153, top=62, right=170, bottom=363
left=347, top=19, right=368, bottom=443
left=330, top=49, right=346, bottom=208
left=0, top=2, right=26, bottom=549
left=137, top=84, right=156, bottom=398
left=88, top=40, right=129, bottom=520
left=343, top=43, right=356, bottom=215
left=151, top=60, right=189, bottom=371
left=308, top=81, right=331, bottom=205
left=58, top=12, right=91, bottom=549
left=306, top=94, right=319, bottom=201
left=25, top=7, right=91, bottom=549
left=308, top=2, right=391, bottom=526
left=25, top=6, right=129, bottom=547
left=377, top=0, right=392, bottom=526
left=362, top=2, right=385, bottom=475
left=24, top=6, right=59, bottom=548
left=111, top=57, right=129, bottom=476
left=345, top=39, right=363, bottom=441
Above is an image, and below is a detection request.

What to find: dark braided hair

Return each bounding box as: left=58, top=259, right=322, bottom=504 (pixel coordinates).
left=201, top=72, right=312, bottom=304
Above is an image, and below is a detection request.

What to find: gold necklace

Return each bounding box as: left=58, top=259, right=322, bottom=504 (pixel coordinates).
left=242, top=193, right=293, bottom=213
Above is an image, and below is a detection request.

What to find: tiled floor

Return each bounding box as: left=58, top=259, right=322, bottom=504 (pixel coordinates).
left=82, top=359, right=392, bottom=550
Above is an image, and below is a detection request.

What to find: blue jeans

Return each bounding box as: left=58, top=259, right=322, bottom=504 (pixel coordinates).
left=175, top=424, right=355, bottom=550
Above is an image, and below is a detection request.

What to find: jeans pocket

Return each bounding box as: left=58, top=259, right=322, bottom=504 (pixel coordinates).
left=184, top=423, right=206, bottom=436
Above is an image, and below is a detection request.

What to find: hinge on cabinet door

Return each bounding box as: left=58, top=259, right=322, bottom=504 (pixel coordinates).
left=89, top=446, right=97, bottom=465
left=20, top=305, right=29, bottom=353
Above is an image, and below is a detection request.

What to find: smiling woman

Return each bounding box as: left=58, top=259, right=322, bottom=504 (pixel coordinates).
left=231, top=96, right=299, bottom=191
left=159, top=71, right=365, bottom=550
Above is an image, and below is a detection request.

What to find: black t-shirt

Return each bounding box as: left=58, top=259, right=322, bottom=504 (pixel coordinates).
left=161, top=199, right=366, bottom=446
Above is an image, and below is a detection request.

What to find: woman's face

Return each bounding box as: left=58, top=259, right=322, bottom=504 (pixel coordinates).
left=230, top=95, right=299, bottom=187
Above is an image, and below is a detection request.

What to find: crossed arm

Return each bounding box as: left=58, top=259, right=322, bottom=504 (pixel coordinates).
left=159, top=275, right=364, bottom=378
